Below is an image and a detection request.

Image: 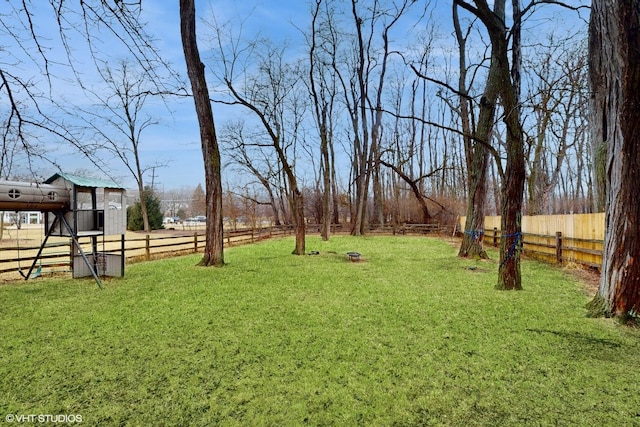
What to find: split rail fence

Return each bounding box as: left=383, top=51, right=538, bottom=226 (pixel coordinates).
left=0, top=226, right=294, bottom=280
left=4, top=213, right=589, bottom=281
left=0, top=222, right=449, bottom=280
left=459, top=213, right=605, bottom=269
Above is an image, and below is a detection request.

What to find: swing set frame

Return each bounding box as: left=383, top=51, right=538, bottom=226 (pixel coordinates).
left=19, top=211, right=103, bottom=288
left=14, top=215, right=42, bottom=280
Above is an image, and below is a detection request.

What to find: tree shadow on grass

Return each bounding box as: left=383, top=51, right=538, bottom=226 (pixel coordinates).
left=525, top=328, right=624, bottom=361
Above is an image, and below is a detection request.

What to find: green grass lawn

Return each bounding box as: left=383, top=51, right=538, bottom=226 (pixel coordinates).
left=1, top=235, right=639, bottom=426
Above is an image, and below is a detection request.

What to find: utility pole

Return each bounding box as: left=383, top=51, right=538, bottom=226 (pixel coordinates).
left=150, top=166, right=157, bottom=191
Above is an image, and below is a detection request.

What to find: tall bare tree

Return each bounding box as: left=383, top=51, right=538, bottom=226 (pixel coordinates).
left=455, top=0, right=526, bottom=290
left=308, top=0, right=338, bottom=241
left=588, top=0, right=640, bottom=319
left=454, top=2, right=492, bottom=259
left=337, top=0, right=417, bottom=235
left=180, top=0, right=224, bottom=266
left=209, top=29, right=307, bottom=254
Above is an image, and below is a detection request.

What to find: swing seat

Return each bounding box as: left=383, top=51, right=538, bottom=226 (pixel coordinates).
left=18, top=265, right=42, bottom=280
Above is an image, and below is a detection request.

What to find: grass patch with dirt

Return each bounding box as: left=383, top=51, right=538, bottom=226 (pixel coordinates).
left=1, top=235, right=639, bottom=425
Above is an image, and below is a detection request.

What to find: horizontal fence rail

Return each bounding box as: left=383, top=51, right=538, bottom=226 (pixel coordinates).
left=0, top=226, right=293, bottom=280
left=460, top=213, right=605, bottom=269
left=2, top=215, right=600, bottom=281
left=0, top=223, right=446, bottom=281
left=482, top=228, right=603, bottom=269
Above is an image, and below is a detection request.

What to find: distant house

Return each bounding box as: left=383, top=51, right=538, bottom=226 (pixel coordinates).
left=2, top=211, right=42, bottom=226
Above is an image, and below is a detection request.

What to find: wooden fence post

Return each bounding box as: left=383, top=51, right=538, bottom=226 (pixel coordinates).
left=193, top=232, right=198, bottom=253
left=145, top=234, right=150, bottom=261
left=493, top=228, right=498, bottom=247
left=556, top=231, right=563, bottom=264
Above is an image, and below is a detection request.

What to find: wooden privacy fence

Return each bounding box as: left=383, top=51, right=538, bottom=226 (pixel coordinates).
left=459, top=213, right=605, bottom=269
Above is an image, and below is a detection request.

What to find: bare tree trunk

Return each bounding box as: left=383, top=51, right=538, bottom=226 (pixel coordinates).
left=347, top=0, right=415, bottom=235
left=291, top=189, right=306, bottom=255
left=266, top=187, right=283, bottom=227
left=180, top=0, right=224, bottom=267
left=456, top=0, right=526, bottom=289
left=372, top=154, right=385, bottom=227
left=589, top=0, right=640, bottom=318
left=320, top=142, right=332, bottom=240
left=370, top=108, right=385, bottom=228
left=309, top=2, right=333, bottom=241
left=490, top=160, right=501, bottom=216
left=455, top=3, right=490, bottom=259
left=496, top=36, right=525, bottom=290
left=497, top=123, right=525, bottom=291
left=459, top=148, right=490, bottom=258
left=331, top=160, right=340, bottom=226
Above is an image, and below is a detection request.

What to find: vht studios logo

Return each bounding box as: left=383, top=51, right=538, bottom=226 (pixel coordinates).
left=5, top=414, right=83, bottom=423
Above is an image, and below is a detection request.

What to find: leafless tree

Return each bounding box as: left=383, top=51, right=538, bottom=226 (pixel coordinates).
left=523, top=37, right=588, bottom=215
left=454, top=2, right=493, bottom=259
left=326, top=0, right=419, bottom=235
left=455, top=0, right=587, bottom=289
left=308, top=0, right=339, bottom=241
left=180, top=0, right=224, bottom=266
left=454, top=0, right=527, bottom=290
left=74, top=60, right=170, bottom=231
left=1, top=1, right=177, bottom=179
left=220, top=120, right=285, bottom=226
left=207, top=24, right=308, bottom=254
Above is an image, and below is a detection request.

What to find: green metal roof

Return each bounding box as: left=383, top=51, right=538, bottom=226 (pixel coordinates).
left=44, top=173, right=124, bottom=189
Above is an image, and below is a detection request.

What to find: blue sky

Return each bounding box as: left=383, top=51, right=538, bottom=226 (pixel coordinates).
left=106, top=1, right=312, bottom=191
left=7, top=0, right=589, bottom=192
left=126, top=1, right=312, bottom=191
left=5, top=0, right=314, bottom=191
